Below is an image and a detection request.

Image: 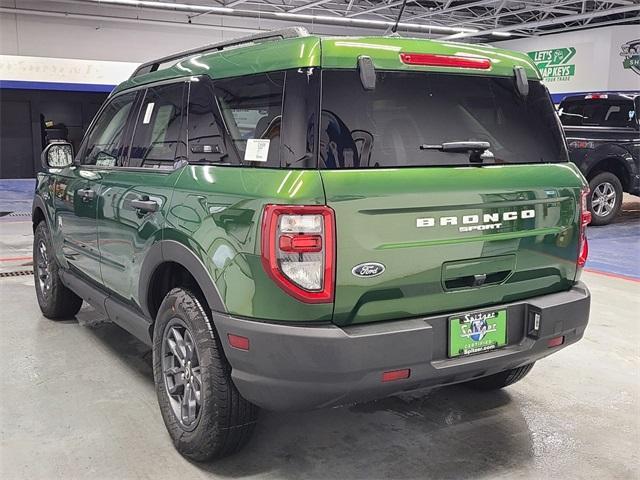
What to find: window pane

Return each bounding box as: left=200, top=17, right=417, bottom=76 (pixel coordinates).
left=82, top=92, right=136, bottom=166
left=187, top=79, right=229, bottom=164
left=559, top=99, right=636, bottom=128
left=214, top=72, right=284, bottom=167
left=129, top=83, right=185, bottom=169
left=320, top=70, right=567, bottom=169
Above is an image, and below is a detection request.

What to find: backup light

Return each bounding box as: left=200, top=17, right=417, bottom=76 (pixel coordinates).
left=400, top=53, right=491, bottom=70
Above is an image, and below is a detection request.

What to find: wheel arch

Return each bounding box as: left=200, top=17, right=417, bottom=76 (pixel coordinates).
left=139, top=240, right=226, bottom=325
left=32, top=195, right=50, bottom=232
left=587, top=156, right=630, bottom=191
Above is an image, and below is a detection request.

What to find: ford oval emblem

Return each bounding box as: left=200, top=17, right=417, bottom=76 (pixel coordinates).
left=352, top=262, right=385, bottom=278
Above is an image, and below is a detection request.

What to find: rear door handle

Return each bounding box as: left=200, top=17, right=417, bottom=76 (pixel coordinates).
left=131, top=198, right=159, bottom=213
left=77, top=188, right=96, bottom=201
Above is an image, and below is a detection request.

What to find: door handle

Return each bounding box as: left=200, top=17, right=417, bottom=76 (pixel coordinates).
left=77, top=188, right=96, bottom=201
left=131, top=198, right=159, bottom=213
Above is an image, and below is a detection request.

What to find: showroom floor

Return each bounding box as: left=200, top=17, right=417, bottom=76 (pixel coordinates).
left=1, top=180, right=638, bottom=479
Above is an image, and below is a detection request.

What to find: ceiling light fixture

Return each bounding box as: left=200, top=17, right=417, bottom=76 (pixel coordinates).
left=84, top=0, right=479, bottom=34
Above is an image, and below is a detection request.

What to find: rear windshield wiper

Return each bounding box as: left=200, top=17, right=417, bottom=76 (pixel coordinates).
left=419, top=141, right=492, bottom=163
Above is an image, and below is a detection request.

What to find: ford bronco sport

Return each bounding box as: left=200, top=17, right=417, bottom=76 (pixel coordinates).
left=33, top=27, right=591, bottom=461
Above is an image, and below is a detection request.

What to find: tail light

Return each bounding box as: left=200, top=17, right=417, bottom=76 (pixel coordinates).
left=577, top=187, right=591, bottom=268
left=400, top=53, right=491, bottom=70
left=261, top=205, right=335, bottom=303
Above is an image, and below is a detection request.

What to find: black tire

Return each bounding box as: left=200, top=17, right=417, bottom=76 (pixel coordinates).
left=588, top=172, right=623, bottom=226
left=33, top=221, right=83, bottom=319
left=464, top=363, right=535, bottom=391
left=152, top=288, right=258, bottom=462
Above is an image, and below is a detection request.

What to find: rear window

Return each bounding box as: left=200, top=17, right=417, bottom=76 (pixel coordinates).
left=559, top=99, right=636, bottom=128
left=320, top=70, right=568, bottom=169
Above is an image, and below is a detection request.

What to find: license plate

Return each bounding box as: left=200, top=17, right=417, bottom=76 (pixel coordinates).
left=448, top=309, right=507, bottom=358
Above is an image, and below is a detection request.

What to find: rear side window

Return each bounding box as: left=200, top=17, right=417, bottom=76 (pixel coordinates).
left=128, top=82, right=186, bottom=169
left=320, top=70, right=568, bottom=168
left=80, top=92, right=137, bottom=166
left=559, top=99, right=636, bottom=128
left=214, top=72, right=284, bottom=167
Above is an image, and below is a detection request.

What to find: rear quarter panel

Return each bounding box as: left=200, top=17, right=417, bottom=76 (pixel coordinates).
left=165, top=165, right=331, bottom=322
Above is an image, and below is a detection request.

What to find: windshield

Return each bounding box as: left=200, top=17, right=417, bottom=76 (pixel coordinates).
left=319, top=70, right=568, bottom=169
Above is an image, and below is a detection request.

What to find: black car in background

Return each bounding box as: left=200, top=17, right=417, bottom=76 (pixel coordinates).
left=559, top=93, right=640, bottom=225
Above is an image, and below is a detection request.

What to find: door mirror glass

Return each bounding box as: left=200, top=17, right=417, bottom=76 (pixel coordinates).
left=41, top=141, right=74, bottom=169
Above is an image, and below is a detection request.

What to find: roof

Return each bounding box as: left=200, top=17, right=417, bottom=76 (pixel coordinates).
left=113, top=33, right=540, bottom=95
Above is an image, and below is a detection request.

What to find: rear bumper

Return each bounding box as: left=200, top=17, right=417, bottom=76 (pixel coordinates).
left=215, top=283, right=590, bottom=411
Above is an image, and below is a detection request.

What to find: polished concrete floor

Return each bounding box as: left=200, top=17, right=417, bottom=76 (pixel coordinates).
left=1, top=208, right=639, bottom=479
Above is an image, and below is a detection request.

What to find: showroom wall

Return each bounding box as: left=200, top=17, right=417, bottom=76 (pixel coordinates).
left=0, top=3, right=378, bottom=63
left=496, top=25, right=640, bottom=102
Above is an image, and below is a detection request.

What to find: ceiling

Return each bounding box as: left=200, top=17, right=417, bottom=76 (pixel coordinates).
left=201, top=0, right=640, bottom=39
left=2, top=0, right=639, bottom=41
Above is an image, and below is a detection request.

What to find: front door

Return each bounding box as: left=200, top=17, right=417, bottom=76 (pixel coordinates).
left=53, top=91, right=138, bottom=282
left=98, top=81, right=187, bottom=307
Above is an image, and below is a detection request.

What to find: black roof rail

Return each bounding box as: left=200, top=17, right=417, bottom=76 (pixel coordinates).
left=130, top=26, right=309, bottom=79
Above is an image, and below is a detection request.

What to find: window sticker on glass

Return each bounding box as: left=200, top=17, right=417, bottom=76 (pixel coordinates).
left=244, top=139, right=270, bottom=162
left=95, top=152, right=117, bottom=167
left=143, top=102, right=155, bottom=124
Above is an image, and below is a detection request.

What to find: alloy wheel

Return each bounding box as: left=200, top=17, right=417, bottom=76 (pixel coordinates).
left=591, top=181, right=616, bottom=217
left=36, top=240, right=52, bottom=298
left=162, top=319, right=203, bottom=430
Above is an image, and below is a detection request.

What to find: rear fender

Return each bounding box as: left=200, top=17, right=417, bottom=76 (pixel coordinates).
left=138, top=240, right=226, bottom=320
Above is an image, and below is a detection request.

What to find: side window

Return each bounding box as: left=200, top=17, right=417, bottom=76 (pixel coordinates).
left=81, top=92, right=137, bottom=166
left=128, top=82, right=186, bottom=169
left=213, top=72, right=284, bottom=167
left=187, top=78, right=231, bottom=164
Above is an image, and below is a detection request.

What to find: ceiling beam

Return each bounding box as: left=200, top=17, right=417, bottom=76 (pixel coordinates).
left=441, top=3, right=640, bottom=40
left=516, top=14, right=640, bottom=36
left=402, top=0, right=501, bottom=23
left=288, top=0, right=335, bottom=13
left=428, top=0, right=585, bottom=26
left=348, top=0, right=407, bottom=18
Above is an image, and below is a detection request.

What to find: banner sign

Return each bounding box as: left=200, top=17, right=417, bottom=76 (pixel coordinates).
left=0, top=55, right=137, bottom=91
left=620, top=39, right=640, bottom=76
left=527, top=47, right=577, bottom=82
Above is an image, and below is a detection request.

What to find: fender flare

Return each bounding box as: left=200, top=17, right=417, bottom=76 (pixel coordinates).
left=584, top=150, right=633, bottom=180
left=32, top=195, right=52, bottom=231
left=138, top=240, right=226, bottom=320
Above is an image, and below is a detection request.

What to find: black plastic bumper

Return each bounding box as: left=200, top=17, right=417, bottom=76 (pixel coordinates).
left=214, top=283, right=590, bottom=411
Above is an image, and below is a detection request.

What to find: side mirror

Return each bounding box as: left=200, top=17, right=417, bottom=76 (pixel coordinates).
left=41, top=141, right=74, bottom=169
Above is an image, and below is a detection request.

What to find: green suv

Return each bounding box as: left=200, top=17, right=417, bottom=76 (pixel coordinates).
left=33, top=27, right=591, bottom=461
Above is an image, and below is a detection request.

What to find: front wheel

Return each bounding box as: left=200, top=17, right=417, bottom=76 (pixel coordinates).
left=464, top=363, right=535, bottom=391
left=588, top=172, right=623, bottom=226
left=33, top=221, right=83, bottom=319
left=152, top=288, right=258, bottom=461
